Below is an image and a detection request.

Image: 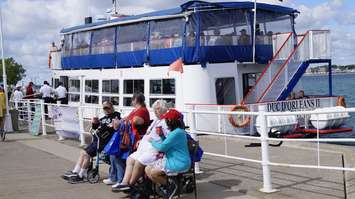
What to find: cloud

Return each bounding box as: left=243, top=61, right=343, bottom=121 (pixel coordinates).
left=1, top=0, right=354, bottom=85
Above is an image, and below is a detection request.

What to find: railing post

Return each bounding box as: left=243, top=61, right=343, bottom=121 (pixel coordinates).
left=189, top=105, right=202, bottom=174
left=309, top=31, right=314, bottom=59
left=27, top=101, right=31, bottom=130
left=57, top=101, right=65, bottom=141
left=78, top=105, right=86, bottom=147
left=259, top=105, right=277, bottom=193
left=40, top=100, right=47, bottom=136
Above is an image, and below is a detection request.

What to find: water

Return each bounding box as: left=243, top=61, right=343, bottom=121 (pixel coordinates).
left=301, top=73, right=355, bottom=144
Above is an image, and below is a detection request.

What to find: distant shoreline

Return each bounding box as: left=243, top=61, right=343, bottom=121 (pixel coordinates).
left=304, top=72, right=355, bottom=76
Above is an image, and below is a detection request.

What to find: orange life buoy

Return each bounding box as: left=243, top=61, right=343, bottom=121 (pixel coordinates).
left=228, top=105, right=251, bottom=128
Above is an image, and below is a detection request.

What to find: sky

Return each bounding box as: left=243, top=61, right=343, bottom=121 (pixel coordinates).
left=0, top=0, right=355, bottom=84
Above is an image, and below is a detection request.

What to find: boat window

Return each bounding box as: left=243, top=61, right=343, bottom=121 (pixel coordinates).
left=91, top=28, right=115, bottom=54
left=102, top=80, right=119, bottom=106
left=123, top=79, right=144, bottom=94
left=117, top=23, right=147, bottom=52
left=242, top=73, right=261, bottom=97
left=85, top=80, right=99, bottom=93
left=85, top=95, right=99, bottom=104
left=68, top=79, right=80, bottom=102
left=123, top=97, right=132, bottom=107
left=150, top=79, right=175, bottom=95
left=186, top=17, right=197, bottom=47
left=102, top=96, right=119, bottom=106
left=150, top=98, right=175, bottom=108
left=72, top=31, right=91, bottom=56
left=256, top=11, right=292, bottom=45
left=53, top=78, right=60, bottom=88
left=200, top=9, right=250, bottom=46
left=63, top=34, right=72, bottom=57
left=102, top=80, right=119, bottom=94
left=150, top=18, right=184, bottom=49
left=215, top=77, right=236, bottom=105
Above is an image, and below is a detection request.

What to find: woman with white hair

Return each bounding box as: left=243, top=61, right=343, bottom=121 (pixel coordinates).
left=111, top=100, right=170, bottom=191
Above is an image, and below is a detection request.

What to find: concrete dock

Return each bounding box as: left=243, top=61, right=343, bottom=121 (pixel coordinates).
left=1, top=131, right=355, bottom=199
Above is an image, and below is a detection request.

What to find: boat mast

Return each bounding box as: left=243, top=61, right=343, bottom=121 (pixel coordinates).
left=113, top=0, right=118, bottom=14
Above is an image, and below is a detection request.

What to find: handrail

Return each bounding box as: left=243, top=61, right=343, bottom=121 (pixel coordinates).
left=242, top=32, right=293, bottom=104
left=256, top=31, right=311, bottom=102
left=12, top=98, right=355, bottom=194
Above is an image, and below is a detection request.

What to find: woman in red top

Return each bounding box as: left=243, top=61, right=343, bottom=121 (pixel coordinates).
left=111, top=93, right=152, bottom=191
left=127, top=93, right=150, bottom=137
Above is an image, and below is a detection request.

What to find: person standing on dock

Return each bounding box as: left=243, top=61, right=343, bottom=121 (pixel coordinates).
left=24, top=82, right=35, bottom=99
left=0, top=86, right=6, bottom=133
left=39, top=81, right=54, bottom=117
left=55, top=82, right=67, bottom=104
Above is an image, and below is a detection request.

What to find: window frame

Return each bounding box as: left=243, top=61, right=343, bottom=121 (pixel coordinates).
left=84, top=79, right=99, bottom=104
left=123, top=79, right=145, bottom=107
left=149, top=78, right=176, bottom=108
left=68, top=78, right=81, bottom=103
left=101, top=79, right=120, bottom=106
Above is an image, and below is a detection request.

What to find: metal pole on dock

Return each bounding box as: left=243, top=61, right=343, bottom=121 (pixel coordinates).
left=189, top=105, right=203, bottom=174
left=252, top=0, right=257, bottom=63
left=0, top=5, right=13, bottom=132
left=258, top=105, right=277, bottom=193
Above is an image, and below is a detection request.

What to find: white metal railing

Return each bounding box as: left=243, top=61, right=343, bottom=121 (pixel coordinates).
left=298, top=30, right=331, bottom=60
left=243, top=32, right=294, bottom=104
left=11, top=98, right=355, bottom=194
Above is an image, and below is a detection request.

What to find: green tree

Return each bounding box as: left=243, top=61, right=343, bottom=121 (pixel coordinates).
left=0, top=57, right=26, bottom=85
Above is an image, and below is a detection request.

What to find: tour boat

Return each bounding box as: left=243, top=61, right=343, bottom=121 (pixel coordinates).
left=49, top=1, right=350, bottom=136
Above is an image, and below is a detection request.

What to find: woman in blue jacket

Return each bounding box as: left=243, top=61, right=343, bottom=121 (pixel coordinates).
left=145, top=109, right=191, bottom=186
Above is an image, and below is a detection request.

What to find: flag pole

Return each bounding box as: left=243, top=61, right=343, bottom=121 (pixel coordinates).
left=0, top=4, right=13, bottom=132
left=252, top=0, right=257, bottom=63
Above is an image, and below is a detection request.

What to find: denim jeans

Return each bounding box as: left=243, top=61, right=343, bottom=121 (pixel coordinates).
left=109, top=155, right=126, bottom=182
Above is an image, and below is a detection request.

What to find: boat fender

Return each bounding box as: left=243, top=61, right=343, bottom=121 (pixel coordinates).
left=228, top=105, right=251, bottom=128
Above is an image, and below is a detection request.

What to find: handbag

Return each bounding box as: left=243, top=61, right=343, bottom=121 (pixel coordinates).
left=120, top=121, right=131, bottom=151
left=103, top=132, right=121, bottom=155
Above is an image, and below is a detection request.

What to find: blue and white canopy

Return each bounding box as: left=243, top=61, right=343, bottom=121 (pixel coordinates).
left=60, top=1, right=299, bottom=69
left=61, top=1, right=298, bottom=34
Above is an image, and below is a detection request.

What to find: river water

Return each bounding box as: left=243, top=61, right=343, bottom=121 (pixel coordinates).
left=301, top=73, right=355, bottom=143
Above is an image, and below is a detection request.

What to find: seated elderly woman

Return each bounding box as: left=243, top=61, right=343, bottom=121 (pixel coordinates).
left=145, top=109, right=191, bottom=195
left=112, top=100, right=170, bottom=191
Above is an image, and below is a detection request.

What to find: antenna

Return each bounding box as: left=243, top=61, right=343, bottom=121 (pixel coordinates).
left=113, top=0, right=118, bottom=14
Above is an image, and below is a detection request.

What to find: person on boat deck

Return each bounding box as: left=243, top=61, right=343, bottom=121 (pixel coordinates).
left=297, top=90, right=309, bottom=99
left=55, top=82, right=68, bottom=104
left=288, top=91, right=296, bottom=100
left=62, top=101, right=121, bottom=183
left=238, top=29, right=250, bottom=45
left=111, top=99, right=168, bottom=191
left=40, top=81, right=55, bottom=117
left=145, top=110, right=191, bottom=193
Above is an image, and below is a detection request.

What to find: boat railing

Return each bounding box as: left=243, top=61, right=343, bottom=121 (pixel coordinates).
left=10, top=96, right=354, bottom=193
left=297, top=30, right=331, bottom=60
left=242, top=32, right=294, bottom=104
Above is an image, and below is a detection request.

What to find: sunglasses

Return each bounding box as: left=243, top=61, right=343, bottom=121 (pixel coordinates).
left=103, top=107, right=111, bottom=110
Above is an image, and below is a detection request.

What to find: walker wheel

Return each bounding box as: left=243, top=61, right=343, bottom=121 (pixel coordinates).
left=87, top=169, right=100, bottom=184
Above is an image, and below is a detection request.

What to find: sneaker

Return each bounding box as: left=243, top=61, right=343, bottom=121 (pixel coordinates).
left=61, top=171, right=78, bottom=180
left=68, top=175, right=85, bottom=184
left=103, top=178, right=116, bottom=185
left=112, top=184, right=130, bottom=192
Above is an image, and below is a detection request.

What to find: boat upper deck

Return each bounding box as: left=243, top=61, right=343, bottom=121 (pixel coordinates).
left=56, top=1, right=300, bottom=70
